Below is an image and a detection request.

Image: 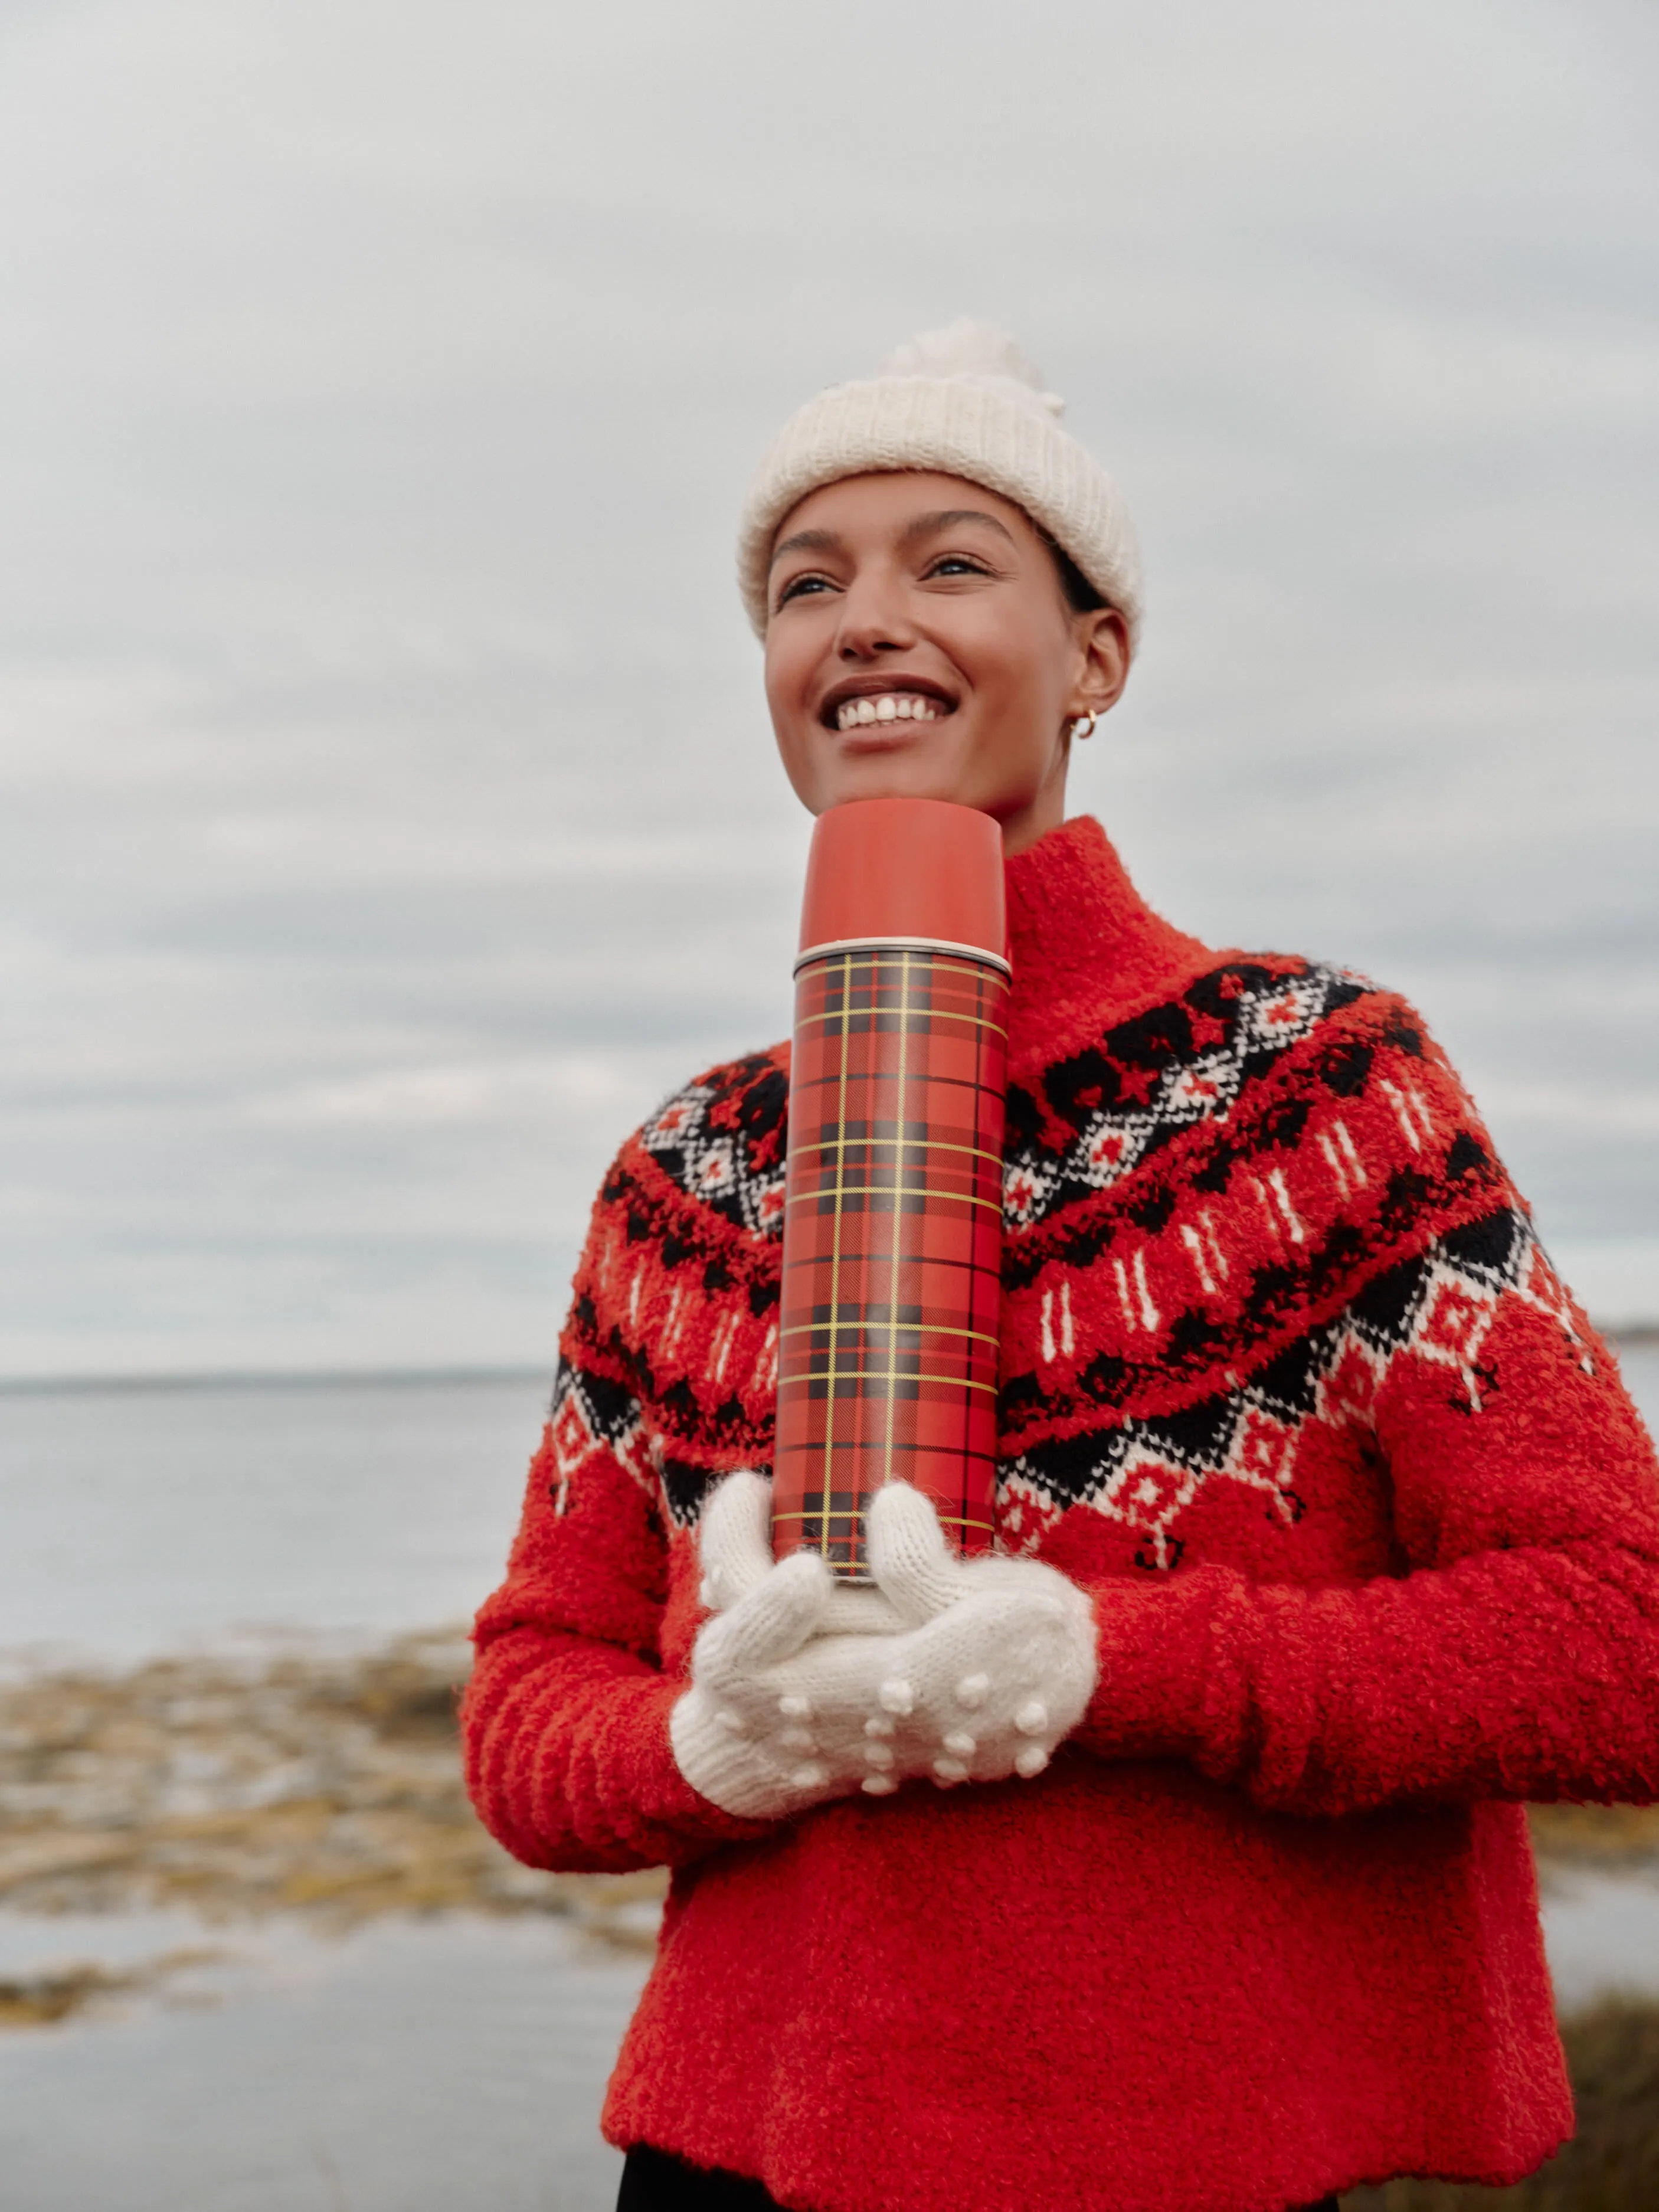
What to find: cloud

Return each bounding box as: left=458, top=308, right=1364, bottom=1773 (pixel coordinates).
left=0, top=0, right=1654, bottom=1373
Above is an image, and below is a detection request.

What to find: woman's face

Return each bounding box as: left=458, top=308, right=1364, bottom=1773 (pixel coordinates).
left=763, top=470, right=1127, bottom=854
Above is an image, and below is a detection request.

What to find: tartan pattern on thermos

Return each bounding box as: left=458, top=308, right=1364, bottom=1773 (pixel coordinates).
left=773, top=941, right=1009, bottom=1579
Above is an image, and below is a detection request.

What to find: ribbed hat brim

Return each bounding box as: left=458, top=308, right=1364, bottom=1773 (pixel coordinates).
left=736, top=372, right=1142, bottom=644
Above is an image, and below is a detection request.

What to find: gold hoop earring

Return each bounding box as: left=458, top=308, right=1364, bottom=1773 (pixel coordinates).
left=1069, top=712, right=1098, bottom=742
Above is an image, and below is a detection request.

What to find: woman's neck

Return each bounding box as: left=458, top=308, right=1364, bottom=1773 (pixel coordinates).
left=996, top=777, right=1068, bottom=858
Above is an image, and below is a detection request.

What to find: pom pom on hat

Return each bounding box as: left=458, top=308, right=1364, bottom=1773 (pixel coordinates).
left=881, top=318, right=1061, bottom=411
left=736, top=320, right=1141, bottom=645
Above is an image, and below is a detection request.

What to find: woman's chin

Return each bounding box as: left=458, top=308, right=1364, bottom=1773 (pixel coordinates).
left=813, top=738, right=970, bottom=810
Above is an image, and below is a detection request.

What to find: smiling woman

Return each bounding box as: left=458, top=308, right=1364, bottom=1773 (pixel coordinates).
left=761, top=475, right=1127, bottom=850
left=462, top=323, right=1659, bottom=2212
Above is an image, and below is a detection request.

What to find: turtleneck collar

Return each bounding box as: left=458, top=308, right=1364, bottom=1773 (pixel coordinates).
left=1003, top=815, right=1212, bottom=1087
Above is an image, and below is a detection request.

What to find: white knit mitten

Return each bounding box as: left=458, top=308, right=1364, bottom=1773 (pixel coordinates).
left=669, top=1473, right=1099, bottom=1821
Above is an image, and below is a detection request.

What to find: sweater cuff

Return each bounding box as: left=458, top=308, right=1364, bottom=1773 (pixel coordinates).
left=1078, top=1571, right=1225, bottom=1765
left=625, top=1679, right=780, bottom=1852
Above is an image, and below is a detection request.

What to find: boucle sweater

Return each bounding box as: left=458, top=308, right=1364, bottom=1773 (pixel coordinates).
left=464, top=815, right=1659, bottom=2212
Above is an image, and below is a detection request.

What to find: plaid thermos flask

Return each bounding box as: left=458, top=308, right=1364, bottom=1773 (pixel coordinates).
left=771, top=797, right=1009, bottom=1580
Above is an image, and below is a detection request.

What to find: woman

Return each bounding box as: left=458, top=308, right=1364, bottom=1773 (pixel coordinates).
left=463, top=323, right=1659, bottom=2212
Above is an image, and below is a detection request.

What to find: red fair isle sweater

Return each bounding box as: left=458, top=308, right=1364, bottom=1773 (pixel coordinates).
left=464, top=816, right=1659, bottom=2212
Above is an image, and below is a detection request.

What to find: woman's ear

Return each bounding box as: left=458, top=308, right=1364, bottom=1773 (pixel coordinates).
left=1069, top=608, right=1131, bottom=722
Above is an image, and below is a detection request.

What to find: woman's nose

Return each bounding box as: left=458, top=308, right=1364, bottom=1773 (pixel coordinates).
left=835, top=574, right=917, bottom=659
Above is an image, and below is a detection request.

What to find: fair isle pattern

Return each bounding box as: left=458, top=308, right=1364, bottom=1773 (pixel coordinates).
left=547, top=1357, right=657, bottom=1514
left=552, top=956, right=1537, bottom=1560
left=639, top=1056, right=788, bottom=1240
left=997, top=1208, right=1594, bottom=1570
left=630, top=963, right=1376, bottom=1245
left=1002, top=958, right=1371, bottom=1231
left=548, top=1343, right=757, bottom=1533
left=994, top=973, right=1513, bottom=1448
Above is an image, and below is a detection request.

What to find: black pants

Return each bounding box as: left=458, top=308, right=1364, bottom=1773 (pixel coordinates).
left=618, top=2144, right=1340, bottom=2211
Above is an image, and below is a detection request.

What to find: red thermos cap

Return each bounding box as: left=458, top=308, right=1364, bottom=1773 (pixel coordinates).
left=798, top=797, right=1007, bottom=963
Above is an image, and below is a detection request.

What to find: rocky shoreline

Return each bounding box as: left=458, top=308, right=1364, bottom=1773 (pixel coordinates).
left=5, top=1629, right=1657, bottom=1917
left=5, top=1632, right=1659, bottom=2201
left=3, top=1627, right=1656, bottom=2013
left=0, top=1629, right=665, bottom=2023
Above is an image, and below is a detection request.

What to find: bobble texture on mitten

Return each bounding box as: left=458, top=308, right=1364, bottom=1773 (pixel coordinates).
left=670, top=1473, right=1099, bottom=1821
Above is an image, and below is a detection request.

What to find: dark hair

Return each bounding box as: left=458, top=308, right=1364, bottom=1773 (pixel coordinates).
left=1040, top=529, right=1108, bottom=616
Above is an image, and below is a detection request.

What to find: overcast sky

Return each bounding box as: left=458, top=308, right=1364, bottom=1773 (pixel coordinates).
left=1, top=0, right=1655, bottom=1380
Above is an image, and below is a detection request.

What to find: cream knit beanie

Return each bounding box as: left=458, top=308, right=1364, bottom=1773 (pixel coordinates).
left=737, top=320, right=1142, bottom=647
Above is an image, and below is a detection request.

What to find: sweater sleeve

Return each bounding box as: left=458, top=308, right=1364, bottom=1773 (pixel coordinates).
left=462, top=1359, right=771, bottom=1873
left=1075, top=1056, right=1659, bottom=1816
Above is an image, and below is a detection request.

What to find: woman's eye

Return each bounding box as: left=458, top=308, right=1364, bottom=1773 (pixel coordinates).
left=775, top=572, right=835, bottom=607
left=927, top=554, right=992, bottom=579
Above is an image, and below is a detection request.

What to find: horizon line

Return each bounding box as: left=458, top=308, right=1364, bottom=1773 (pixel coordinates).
left=3, top=1330, right=1657, bottom=1398
left=0, top=1362, right=553, bottom=1399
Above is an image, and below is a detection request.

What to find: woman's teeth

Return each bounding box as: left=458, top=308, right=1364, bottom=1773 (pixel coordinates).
left=835, top=693, right=942, bottom=732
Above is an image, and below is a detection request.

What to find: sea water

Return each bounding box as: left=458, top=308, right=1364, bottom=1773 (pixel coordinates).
left=0, top=1371, right=551, bottom=1660
left=0, top=1910, right=649, bottom=2212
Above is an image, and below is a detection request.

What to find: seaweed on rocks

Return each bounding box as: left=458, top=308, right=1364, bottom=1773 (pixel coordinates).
left=0, top=1631, right=665, bottom=1949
